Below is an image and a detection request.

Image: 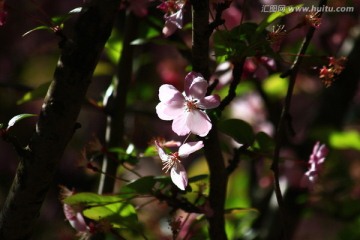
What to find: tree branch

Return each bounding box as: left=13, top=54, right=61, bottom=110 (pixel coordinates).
left=0, top=0, right=120, bottom=239
left=191, top=1, right=227, bottom=239
left=270, top=0, right=327, bottom=239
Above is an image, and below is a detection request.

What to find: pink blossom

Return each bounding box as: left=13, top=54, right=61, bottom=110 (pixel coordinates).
left=156, top=72, right=220, bottom=137
left=0, top=0, right=7, bottom=27
left=155, top=140, right=204, bottom=190
left=304, top=141, right=328, bottom=183
left=59, top=186, right=90, bottom=238
left=157, top=0, right=186, bottom=37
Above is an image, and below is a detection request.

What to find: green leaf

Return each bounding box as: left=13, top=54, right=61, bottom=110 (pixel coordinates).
left=257, top=4, right=304, bottom=32
left=330, top=130, right=360, bottom=150
left=105, top=30, right=123, bottom=64
left=213, top=22, right=281, bottom=62
left=64, top=192, right=123, bottom=206
left=263, top=73, right=289, bottom=99
left=7, top=114, right=37, bottom=130
left=218, top=119, right=255, bottom=145
left=51, top=7, right=82, bottom=25
left=253, top=132, right=275, bottom=153
left=22, top=26, right=52, bottom=37
left=121, top=176, right=158, bottom=195
left=17, top=81, right=51, bottom=105
left=108, top=145, right=139, bottom=165
left=225, top=207, right=259, bottom=215
left=188, top=174, right=208, bottom=183
left=84, top=202, right=138, bottom=229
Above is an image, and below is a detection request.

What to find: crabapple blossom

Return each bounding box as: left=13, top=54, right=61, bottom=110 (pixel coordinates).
left=304, top=141, right=328, bottom=184
left=155, top=140, right=204, bottom=190
left=157, top=0, right=186, bottom=37
left=156, top=72, right=220, bottom=137
left=60, top=186, right=90, bottom=238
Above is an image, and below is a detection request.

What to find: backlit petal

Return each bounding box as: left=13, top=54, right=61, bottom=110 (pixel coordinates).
left=172, top=113, right=191, bottom=136
left=178, top=141, right=204, bottom=158
left=189, top=77, right=208, bottom=100
left=198, top=95, right=221, bottom=109
left=184, top=72, right=204, bottom=96
left=154, top=140, right=169, bottom=161
left=170, top=163, right=188, bottom=190
left=159, top=84, right=184, bottom=103
left=156, top=102, right=184, bottom=120
left=186, top=110, right=212, bottom=137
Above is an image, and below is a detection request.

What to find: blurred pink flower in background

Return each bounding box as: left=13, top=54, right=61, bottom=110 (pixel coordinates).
left=156, top=72, right=220, bottom=137
left=304, top=141, right=328, bottom=184
left=0, top=0, right=7, bottom=27
left=155, top=140, right=204, bottom=190
left=157, top=0, right=186, bottom=37
left=229, top=93, right=274, bottom=136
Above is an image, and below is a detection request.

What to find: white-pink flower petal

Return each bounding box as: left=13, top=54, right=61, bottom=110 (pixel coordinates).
left=198, top=95, right=221, bottom=109
left=159, top=84, right=184, bottom=103
left=184, top=72, right=205, bottom=97
left=156, top=101, right=184, bottom=120
left=154, top=140, right=169, bottom=161
left=178, top=141, right=204, bottom=158
left=188, top=77, right=208, bottom=100
left=172, top=112, right=191, bottom=136
left=170, top=163, right=188, bottom=190
left=186, top=110, right=212, bottom=137
left=63, top=204, right=88, bottom=232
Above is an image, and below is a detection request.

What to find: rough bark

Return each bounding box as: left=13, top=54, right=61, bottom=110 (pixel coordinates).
left=0, top=0, right=120, bottom=239
left=191, top=1, right=228, bottom=239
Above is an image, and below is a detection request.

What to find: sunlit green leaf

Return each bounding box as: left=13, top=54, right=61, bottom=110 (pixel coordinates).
left=225, top=207, right=259, bottom=215
left=105, top=30, right=123, bottom=64
left=93, top=61, right=114, bottom=76
left=51, top=7, right=82, bottom=25
left=7, top=114, right=37, bottom=130
left=330, top=130, right=360, bottom=150
left=64, top=192, right=123, bottom=206
left=263, top=73, right=288, bottom=99
left=22, top=26, right=52, bottom=37
left=108, top=145, right=139, bottom=165
left=17, top=81, right=51, bottom=105
left=83, top=202, right=138, bottom=229
left=218, top=119, right=255, bottom=145
left=141, top=145, right=157, bottom=157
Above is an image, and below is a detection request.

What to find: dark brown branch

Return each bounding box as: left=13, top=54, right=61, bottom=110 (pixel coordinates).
left=191, top=1, right=227, bottom=239
left=208, top=1, right=231, bottom=34
left=0, top=0, right=120, bottom=239
left=270, top=0, right=327, bottom=239
left=155, top=192, right=203, bottom=214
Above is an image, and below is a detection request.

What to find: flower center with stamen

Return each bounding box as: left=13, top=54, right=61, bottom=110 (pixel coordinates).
left=185, top=99, right=198, bottom=112
left=162, top=152, right=181, bottom=173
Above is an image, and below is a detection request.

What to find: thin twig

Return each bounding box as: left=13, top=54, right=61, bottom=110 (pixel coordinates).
left=270, top=1, right=328, bottom=239
left=218, top=59, right=245, bottom=111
